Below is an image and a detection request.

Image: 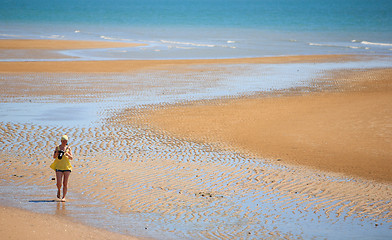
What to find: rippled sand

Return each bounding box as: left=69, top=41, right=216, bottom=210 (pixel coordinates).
left=2, top=121, right=392, bottom=238
left=0, top=47, right=391, bottom=239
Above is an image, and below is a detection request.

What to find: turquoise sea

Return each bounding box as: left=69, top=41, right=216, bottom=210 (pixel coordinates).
left=1, top=0, right=392, bottom=60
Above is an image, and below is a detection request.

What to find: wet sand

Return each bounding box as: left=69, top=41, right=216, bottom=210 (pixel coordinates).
left=0, top=206, right=140, bottom=240
left=1, top=39, right=391, bottom=239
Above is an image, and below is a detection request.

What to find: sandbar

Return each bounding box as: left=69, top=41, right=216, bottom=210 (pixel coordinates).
left=122, top=68, right=392, bottom=182
left=0, top=53, right=359, bottom=73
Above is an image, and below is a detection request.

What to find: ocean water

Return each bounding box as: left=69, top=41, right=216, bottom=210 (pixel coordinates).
left=1, top=0, right=392, bottom=60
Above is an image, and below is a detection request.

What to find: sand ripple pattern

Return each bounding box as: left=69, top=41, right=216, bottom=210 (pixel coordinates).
left=1, top=122, right=391, bottom=239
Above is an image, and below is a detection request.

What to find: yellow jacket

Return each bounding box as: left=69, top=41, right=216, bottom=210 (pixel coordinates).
left=50, top=146, right=72, bottom=171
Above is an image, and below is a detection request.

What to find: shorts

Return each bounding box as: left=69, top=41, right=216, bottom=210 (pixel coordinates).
left=56, top=169, right=71, bottom=173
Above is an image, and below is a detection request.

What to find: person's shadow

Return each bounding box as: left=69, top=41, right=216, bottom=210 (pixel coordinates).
left=28, top=199, right=56, bottom=203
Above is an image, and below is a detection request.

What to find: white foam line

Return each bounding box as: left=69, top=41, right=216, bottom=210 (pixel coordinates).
left=309, top=42, right=369, bottom=50
left=47, top=35, right=65, bottom=39
left=361, top=41, right=392, bottom=47
left=160, top=40, right=216, bottom=47
left=308, top=43, right=334, bottom=47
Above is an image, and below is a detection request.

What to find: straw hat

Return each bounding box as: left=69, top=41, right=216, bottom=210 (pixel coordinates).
left=61, top=135, right=68, bottom=141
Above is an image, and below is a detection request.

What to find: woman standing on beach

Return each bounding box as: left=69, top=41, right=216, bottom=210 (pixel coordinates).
left=51, top=135, right=73, bottom=202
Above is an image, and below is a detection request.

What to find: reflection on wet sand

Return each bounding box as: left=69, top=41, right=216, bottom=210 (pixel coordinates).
left=56, top=202, right=68, bottom=216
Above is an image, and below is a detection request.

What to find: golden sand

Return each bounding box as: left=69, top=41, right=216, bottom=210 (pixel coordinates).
left=1, top=39, right=391, bottom=238
left=126, top=68, right=392, bottom=183
left=0, top=53, right=359, bottom=73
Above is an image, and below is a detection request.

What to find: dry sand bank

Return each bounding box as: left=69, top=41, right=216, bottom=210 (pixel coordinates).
left=0, top=206, right=140, bottom=240
left=117, top=68, right=392, bottom=183
left=0, top=53, right=359, bottom=73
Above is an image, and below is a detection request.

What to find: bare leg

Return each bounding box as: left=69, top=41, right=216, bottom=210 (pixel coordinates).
left=55, top=171, right=63, bottom=199
left=62, top=171, right=71, bottom=201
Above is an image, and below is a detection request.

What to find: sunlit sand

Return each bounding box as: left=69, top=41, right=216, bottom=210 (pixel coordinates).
left=1, top=39, right=391, bottom=239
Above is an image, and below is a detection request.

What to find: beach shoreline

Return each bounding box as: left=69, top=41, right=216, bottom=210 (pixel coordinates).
left=1, top=38, right=392, bottom=239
